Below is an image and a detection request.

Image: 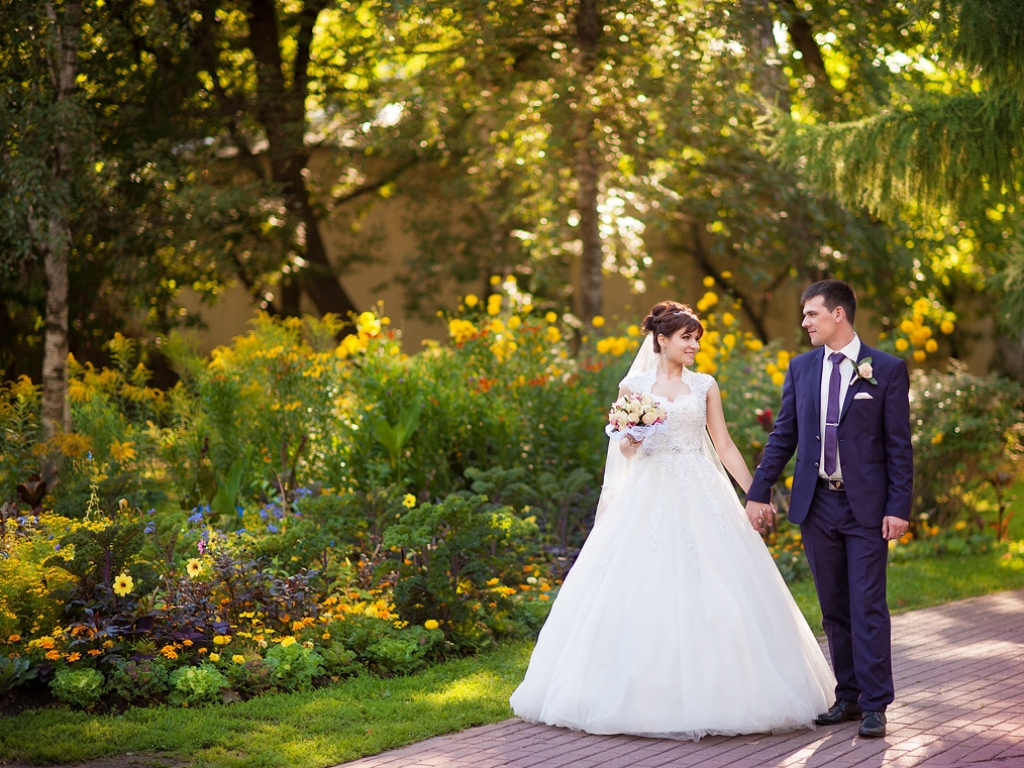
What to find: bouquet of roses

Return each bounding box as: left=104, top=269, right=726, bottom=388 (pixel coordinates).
left=604, top=391, right=669, bottom=440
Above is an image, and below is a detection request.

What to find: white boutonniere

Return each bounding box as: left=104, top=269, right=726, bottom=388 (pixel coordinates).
left=852, top=356, right=877, bottom=385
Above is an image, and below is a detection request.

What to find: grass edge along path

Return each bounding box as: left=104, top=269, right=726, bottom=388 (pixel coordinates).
left=2, top=543, right=1024, bottom=768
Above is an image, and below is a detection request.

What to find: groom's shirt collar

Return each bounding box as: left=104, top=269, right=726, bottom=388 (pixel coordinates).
left=825, top=334, right=861, bottom=364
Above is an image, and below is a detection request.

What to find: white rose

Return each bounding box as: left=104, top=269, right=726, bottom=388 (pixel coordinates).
left=641, top=411, right=658, bottom=425
left=857, top=361, right=873, bottom=379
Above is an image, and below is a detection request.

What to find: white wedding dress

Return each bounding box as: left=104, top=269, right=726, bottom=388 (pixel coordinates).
left=510, top=367, right=835, bottom=740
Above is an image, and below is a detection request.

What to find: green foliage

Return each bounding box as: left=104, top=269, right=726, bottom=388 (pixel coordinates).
left=106, top=658, right=170, bottom=704
left=45, top=519, right=153, bottom=618
left=0, top=377, right=43, bottom=504
left=383, top=492, right=538, bottom=650
left=263, top=641, right=323, bottom=692
left=168, top=663, right=228, bottom=707
left=910, top=361, right=1024, bottom=528
left=50, top=667, right=106, bottom=710
left=0, top=656, right=37, bottom=696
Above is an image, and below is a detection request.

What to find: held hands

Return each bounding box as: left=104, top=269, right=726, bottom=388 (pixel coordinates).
left=744, top=499, right=776, bottom=533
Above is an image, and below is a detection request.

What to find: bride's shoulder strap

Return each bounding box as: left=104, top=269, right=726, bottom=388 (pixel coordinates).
left=688, top=369, right=716, bottom=399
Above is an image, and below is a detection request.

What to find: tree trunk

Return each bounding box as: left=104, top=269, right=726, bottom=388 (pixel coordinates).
left=574, top=0, right=603, bottom=324
left=246, top=0, right=358, bottom=320
left=40, top=0, right=82, bottom=438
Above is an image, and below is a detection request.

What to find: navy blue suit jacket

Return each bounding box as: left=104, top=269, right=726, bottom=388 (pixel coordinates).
left=747, top=344, right=913, bottom=528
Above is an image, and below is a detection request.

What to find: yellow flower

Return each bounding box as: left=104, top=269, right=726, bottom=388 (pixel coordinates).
left=785, top=476, right=794, bottom=489
left=696, top=292, right=718, bottom=312
left=232, top=654, right=246, bottom=664
left=488, top=319, right=505, bottom=334
left=895, top=338, right=909, bottom=352
left=208, top=653, right=220, bottom=662
left=490, top=337, right=517, bottom=362
left=721, top=312, right=736, bottom=326
left=161, top=646, right=178, bottom=660
left=955, top=520, right=967, bottom=531
left=940, top=320, right=955, bottom=335
left=702, top=276, right=715, bottom=287
left=356, top=311, right=382, bottom=337
left=486, top=295, right=502, bottom=316
left=925, top=339, right=938, bottom=353
left=186, top=558, right=202, bottom=578
left=744, top=338, right=764, bottom=352
left=771, top=371, right=785, bottom=387
left=545, top=326, right=561, bottom=344
left=931, top=432, right=943, bottom=445
left=508, top=315, right=522, bottom=329
left=545, top=311, right=558, bottom=324
left=448, top=319, right=478, bottom=344
left=591, top=315, right=605, bottom=328
left=112, top=572, right=134, bottom=597
left=279, top=636, right=297, bottom=647
left=721, top=270, right=733, bottom=279
left=402, top=493, right=416, bottom=508
left=212, top=635, right=231, bottom=646
left=489, top=274, right=501, bottom=286
left=913, top=350, right=927, bottom=363
left=464, top=294, right=479, bottom=308
left=108, top=438, right=137, bottom=463
left=424, top=619, right=440, bottom=631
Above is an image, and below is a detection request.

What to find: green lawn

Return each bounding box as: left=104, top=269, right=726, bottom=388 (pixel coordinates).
left=2, top=526, right=1023, bottom=767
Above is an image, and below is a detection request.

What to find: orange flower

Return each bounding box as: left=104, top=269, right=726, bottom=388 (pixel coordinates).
left=66, top=652, right=81, bottom=662
left=45, top=650, right=61, bottom=660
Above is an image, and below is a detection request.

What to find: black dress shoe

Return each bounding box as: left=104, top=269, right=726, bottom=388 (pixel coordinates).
left=814, top=699, right=862, bottom=725
left=858, top=711, right=887, bottom=738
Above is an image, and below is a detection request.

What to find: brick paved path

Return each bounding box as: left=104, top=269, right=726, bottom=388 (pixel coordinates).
left=336, top=590, right=1024, bottom=768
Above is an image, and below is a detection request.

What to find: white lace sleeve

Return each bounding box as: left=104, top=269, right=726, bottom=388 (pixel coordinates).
left=619, top=368, right=654, bottom=394
left=690, top=371, right=715, bottom=401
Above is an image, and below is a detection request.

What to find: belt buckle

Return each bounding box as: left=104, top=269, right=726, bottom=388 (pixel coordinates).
left=828, top=479, right=845, bottom=491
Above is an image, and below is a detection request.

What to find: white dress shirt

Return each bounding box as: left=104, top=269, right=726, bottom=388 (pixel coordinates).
left=818, top=335, right=861, bottom=480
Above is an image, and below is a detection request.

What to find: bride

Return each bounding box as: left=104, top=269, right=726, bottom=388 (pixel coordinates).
left=509, top=301, right=835, bottom=740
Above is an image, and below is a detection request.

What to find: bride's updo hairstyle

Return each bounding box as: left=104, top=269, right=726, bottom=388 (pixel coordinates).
left=642, top=301, right=704, bottom=353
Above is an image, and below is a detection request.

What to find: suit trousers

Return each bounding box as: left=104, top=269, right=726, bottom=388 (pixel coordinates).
left=801, top=483, right=894, bottom=711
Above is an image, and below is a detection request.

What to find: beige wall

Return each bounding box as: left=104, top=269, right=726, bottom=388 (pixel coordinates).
left=177, top=178, right=999, bottom=373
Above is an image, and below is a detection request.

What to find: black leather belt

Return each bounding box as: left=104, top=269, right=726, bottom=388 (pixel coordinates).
left=817, top=477, right=845, bottom=492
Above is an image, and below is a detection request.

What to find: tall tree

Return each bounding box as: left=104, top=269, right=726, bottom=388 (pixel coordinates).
left=1, top=0, right=88, bottom=435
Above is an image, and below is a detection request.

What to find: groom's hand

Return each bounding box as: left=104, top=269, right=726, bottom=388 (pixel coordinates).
left=881, top=516, right=909, bottom=541
left=744, top=500, right=774, bottom=533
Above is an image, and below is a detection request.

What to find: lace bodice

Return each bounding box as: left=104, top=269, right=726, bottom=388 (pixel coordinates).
left=619, top=367, right=714, bottom=459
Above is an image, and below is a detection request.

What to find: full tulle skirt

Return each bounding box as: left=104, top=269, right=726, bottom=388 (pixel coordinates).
left=509, top=451, right=835, bottom=740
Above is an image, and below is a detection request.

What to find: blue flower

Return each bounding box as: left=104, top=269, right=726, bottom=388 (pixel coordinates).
left=187, top=509, right=204, bottom=524
left=146, top=508, right=156, bottom=516
left=144, top=522, right=157, bottom=534
left=266, top=523, right=279, bottom=533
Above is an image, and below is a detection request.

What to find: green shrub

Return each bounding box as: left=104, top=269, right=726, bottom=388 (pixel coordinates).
left=107, top=658, right=169, bottom=704
left=168, top=663, right=228, bottom=707
left=0, top=656, right=37, bottom=696
left=910, top=362, right=1024, bottom=528
left=222, top=656, right=275, bottom=698
left=264, top=641, right=323, bottom=691
left=382, top=492, right=538, bottom=651
left=50, top=667, right=105, bottom=709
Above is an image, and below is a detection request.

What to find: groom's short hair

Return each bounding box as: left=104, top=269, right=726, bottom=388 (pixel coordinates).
left=801, top=279, right=856, bottom=325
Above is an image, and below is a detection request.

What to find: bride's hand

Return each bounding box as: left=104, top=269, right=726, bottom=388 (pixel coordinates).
left=619, top=435, right=642, bottom=457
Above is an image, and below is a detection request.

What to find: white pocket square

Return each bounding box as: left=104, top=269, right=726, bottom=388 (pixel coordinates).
left=853, top=392, right=874, bottom=400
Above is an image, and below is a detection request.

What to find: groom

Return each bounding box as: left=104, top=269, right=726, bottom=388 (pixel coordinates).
left=745, top=279, right=912, bottom=739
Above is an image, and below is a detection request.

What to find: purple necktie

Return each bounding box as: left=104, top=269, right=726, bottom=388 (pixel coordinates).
left=823, top=351, right=844, bottom=477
